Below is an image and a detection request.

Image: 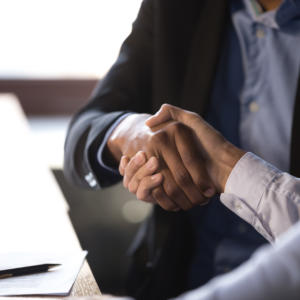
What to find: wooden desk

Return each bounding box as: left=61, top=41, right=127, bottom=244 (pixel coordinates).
left=0, top=94, right=100, bottom=296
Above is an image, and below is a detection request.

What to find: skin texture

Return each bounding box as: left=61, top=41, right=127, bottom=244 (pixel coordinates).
left=107, top=113, right=215, bottom=211
left=258, top=0, right=282, bottom=11
left=119, top=104, right=246, bottom=206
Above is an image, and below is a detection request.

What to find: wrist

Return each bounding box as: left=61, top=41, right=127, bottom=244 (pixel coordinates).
left=107, top=113, right=151, bottom=161
left=214, top=142, right=246, bottom=193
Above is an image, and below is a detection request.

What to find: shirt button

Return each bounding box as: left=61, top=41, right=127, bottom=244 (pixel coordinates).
left=256, top=28, right=265, bottom=38
left=235, top=203, right=242, bottom=210
left=249, top=101, right=259, bottom=112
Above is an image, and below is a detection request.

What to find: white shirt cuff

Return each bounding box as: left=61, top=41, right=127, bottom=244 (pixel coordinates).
left=220, top=152, right=279, bottom=242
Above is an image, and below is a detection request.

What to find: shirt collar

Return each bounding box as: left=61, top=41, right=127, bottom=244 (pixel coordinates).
left=243, top=0, right=300, bottom=28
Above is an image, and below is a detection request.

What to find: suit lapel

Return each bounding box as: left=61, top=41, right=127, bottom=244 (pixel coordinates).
left=181, top=0, right=229, bottom=115
left=290, top=77, right=300, bottom=177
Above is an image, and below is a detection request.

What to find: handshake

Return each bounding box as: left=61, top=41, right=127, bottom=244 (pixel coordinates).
left=108, top=104, right=245, bottom=211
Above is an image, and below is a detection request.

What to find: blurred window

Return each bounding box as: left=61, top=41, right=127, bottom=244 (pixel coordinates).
left=0, top=0, right=142, bottom=79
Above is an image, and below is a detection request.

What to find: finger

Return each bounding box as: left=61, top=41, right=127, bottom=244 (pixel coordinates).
left=136, top=173, right=163, bottom=201
left=152, top=185, right=180, bottom=211
left=146, top=104, right=203, bottom=133
left=160, top=168, right=195, bottom=210
left=174, top=128, right=216, bottom=197
left=123, top=151, right=146, bottom=188
left=157, top=131, right=210, bottom=206
left=127, top=157, right=160, bottom=194
left=141, top=195, right=157, bottom=203
left=145, top=104, right=175, bottom=127
left=119, top=156, right=130, bottom=176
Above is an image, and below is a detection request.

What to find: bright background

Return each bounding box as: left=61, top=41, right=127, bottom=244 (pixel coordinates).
left=0, top=0, right=142, bottom=79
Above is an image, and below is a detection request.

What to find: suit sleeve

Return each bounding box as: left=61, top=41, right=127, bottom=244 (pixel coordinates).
left=63, top=0, right=154, bottom=189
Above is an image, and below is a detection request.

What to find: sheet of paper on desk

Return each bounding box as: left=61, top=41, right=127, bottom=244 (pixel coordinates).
left=0, top=251, right=87, bottom=296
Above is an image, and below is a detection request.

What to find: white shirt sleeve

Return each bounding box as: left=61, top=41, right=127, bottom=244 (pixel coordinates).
left=109, top=153, right=300, bottom=300
left=170, top=153, right=300, bottom=300
left=220, top=152, right=300, bottom=242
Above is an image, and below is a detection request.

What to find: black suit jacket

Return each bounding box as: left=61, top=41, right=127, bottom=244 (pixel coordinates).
left=64, top=0, right=300, bottom=299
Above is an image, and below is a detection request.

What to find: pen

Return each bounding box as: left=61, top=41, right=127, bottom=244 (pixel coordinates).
left=0, top=263, right=61, bottom=279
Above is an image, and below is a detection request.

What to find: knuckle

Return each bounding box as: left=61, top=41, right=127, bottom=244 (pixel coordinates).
left=161, top=103, right=170, bottom=111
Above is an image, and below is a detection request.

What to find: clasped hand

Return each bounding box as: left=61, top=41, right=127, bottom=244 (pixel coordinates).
left=112, top=104, right=244, bottom=211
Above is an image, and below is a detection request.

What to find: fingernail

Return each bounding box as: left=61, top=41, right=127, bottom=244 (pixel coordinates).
left=203, top=188, right=215, bottom=198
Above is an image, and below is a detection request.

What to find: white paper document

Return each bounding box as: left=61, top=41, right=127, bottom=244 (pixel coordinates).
left=0, top=251, right=87, bottom=296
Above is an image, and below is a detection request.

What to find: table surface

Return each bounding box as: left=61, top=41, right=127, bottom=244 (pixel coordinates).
left=0, top=94, right=100, bottom=297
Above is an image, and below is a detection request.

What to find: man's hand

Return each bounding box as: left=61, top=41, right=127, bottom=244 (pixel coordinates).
left=146, top=104, right=246, bottom=192
left=107, top=114, right=215, bottom=211
left=119, top=152, right=163, bottom=203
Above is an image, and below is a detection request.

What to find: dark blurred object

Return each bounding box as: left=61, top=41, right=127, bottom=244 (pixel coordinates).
left=0, top=79, right=97, bottom=115
left=53, top=168, right=149, bottom=295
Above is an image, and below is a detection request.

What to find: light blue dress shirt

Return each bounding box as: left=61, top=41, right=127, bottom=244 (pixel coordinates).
left=235, top=0, right=300, bottom=171
left=207, top=0, right=300, bottom=171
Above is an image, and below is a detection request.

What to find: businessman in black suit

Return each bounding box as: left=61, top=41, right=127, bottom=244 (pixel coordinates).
left=64, top=0, right=300, bottom=299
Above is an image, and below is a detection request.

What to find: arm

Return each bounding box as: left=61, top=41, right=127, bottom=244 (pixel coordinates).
left=63, top=0, right=154, bottom=189
left=64, top=2, right=215, bottom=211
left=122, top=104, right=300, bottom=238
left=148, top=104, right=300, bottom=240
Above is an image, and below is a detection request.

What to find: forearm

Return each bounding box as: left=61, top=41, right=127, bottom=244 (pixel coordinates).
left=63, top=0, right=154, bottom=189
left=64, top=108, right=127, bottom=189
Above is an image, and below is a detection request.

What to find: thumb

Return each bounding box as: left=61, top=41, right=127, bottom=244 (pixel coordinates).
left=146, top=104, right=181, bottom=128
left=146, top=104, right=202, bottom=133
